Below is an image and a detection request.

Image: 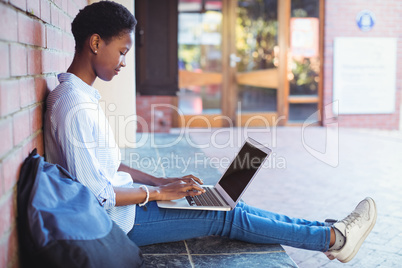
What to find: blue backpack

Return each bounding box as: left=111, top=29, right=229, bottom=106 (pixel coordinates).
left=17, top=149, right=144, bottom=268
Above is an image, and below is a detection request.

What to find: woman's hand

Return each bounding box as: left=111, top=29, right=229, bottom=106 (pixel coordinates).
left=114, top=175, right=205, bottom=206
left=152, top=179, right=205, bottom=201
left=154, top=174, right=204, bottom=186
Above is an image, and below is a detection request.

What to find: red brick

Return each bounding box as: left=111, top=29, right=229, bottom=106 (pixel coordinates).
left=27, top=48, right=42, bottom=75
left=9, top=0, right=26, bottom=11
left=58, top=54, right=65, bottom=73
left=0, top=161, right=2, bottom=195
left=61, top=0, right=68, bottom=11
left=0, top=4, right=18, bottom=42
left=0, top=193, right=16, bottom=237
left=21, top=138, right=33, bottom=157
left=9, top=44, right=27, bottom=77
left=67, top=0, right=79, bottom=18
left=0, top=233, right=10, bottom=267
left=62, top=32, right=75, bottom=53
left=76, top=0, right=87, bottom=9
left=50, top=3, right=59, bottom=27
left=34, top=132, right=44, bottom=156
left=33, top=18, right=46, bottom=47
left=65, top=53, right=74, bottom=68
left=0, top=43, right=10, bottom=79
left=53, top=0, right=62, bottom=9
left=46, top=75, right=58, bottom=91
left=40, top=0, right=51, bottom=23
left=50, top=53, right=60, bottom=73
left=0, top=118, right=13, bottom=158
left=34, top=77, right=48, bottom=102
left=58, top=11, right=67, bottom=32
left=57, top=9, right=65, bottom=30
left=27, top=0, right=40, bottom=18
left=19, top=78, right=35, bottom=108
left=0, top=217, right=18, bottom=268
left=2, top=148, right=23, bottom=193
left=17, top=13, right=32, bottom=45
left=0, top=80, right=20, bottom=116
left=41, top=49, right=55, bottom=73
left=6, top=227, right=18, bottom=267
left=0, top=234, right=6, bottom=268
left=23, top=132, right=44, bottom=156
left=13, top=109, right=30, bottom=146
left=10, top=254, right=20, bottom=268
left=55, top=53, right=66, bottom=73
left=46, top=25, right=63, bottom=50
left=18, top=13, right=45, bottom=47
left=63, top=12, right=72, bottom=33
left=63, top=57, right=69, bottom=73
left=30, top=104, right=43, bottom=134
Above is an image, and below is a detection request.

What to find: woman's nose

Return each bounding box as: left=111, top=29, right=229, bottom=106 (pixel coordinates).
left=121, top=57, right=126, bottom=67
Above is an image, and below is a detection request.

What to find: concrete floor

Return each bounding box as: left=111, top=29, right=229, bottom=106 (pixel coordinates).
left=126, top=126, right=402, bottom=267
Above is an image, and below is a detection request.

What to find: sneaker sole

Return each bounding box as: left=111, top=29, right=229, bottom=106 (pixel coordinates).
left=341, top=197, right=377, bottom=263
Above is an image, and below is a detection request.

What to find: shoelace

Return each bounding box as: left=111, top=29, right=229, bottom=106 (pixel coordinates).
left=340, top=211, right=362, bottom=229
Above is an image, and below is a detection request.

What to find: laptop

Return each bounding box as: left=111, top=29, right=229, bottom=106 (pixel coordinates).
left=157, top=137, right=272, bottom=211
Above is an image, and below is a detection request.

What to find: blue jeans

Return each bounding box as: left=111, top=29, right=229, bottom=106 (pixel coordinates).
left=127, top=201, right=331, bottom=252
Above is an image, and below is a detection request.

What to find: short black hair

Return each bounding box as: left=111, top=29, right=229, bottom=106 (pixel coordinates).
left=71, top=1, right=137, bottom=53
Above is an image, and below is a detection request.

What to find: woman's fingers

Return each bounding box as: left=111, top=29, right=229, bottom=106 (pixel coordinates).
left=176, top=180, right=204, bottom=193
left=170, top=180, right=204, bottom=197
left=182, top=174, right=204, bottom=185
left=185, top=183, right=205, bottom=193
left=164, top=175, right=204, bottom=186
left=157, top=179, right=206, bottom=200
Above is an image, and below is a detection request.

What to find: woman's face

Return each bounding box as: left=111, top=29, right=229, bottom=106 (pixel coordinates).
left=94, top=31, right=134, bottom=81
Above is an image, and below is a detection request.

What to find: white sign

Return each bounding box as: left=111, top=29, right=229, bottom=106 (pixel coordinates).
left=178, top=13, right=221, bottom=46
left=333, top=37, right=397, bottom=114
left=290, top=18, right=319, bottom=58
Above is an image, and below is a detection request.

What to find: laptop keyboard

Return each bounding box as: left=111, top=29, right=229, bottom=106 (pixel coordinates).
left=185, top=187, right=227, bottom=207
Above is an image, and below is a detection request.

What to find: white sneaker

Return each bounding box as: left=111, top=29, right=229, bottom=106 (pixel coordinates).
left=325, top=197, right=377, bottom=263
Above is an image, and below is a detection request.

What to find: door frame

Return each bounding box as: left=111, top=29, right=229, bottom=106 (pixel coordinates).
left=175, top=0, right=324, bottom=128
left=223, top=0, right=287, bottom=127
left=221, top=0, right=237, bottom=127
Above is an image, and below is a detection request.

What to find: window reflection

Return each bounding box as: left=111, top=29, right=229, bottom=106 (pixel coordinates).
left=288, top=0, right=321, bottom=122
left=178, top=1, right=223, bottom=115
left=236, top=0, right=278, bottom=113
left=289, top=0, right=320, bottom=96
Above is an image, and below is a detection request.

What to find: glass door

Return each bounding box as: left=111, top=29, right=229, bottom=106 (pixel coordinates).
left=234, top=0, right=279, bottom=127
left=176, top=0, right=322, bottom=128
left=287, top=0, right=322, bottom=123
left=177, top=0, right=225, bottom=127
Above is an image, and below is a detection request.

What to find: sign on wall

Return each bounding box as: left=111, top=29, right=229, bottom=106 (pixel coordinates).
left=356, top=10, right=376, bottom=32
left=333, top=37, right=397, bottom=114
left=290, top=18, right=319, bottom=58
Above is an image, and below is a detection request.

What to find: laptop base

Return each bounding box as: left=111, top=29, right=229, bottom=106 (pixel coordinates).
left=157, top=185, right=232, bottom=211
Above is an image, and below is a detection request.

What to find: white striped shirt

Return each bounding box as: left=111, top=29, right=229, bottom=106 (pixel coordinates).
left=44, top=73, right=135, bottom=234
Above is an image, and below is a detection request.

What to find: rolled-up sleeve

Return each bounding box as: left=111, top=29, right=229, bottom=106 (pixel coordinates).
left=55, top=98, right=116, bottom=208
left=97, top=179, right=116, bottom=209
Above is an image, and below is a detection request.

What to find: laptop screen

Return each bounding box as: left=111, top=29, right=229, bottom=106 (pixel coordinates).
left=218, top=141, right=268, bottom=202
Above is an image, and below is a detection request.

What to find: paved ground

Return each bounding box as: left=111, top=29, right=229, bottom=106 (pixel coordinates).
left=127, top=126, right=402, bottom=268
left=123, top=133, right=298, bottom=267
left=139, top=237, right=297, bottom=267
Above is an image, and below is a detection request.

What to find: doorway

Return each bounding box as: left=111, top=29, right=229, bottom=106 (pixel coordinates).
left=176, top=0, right=323, bottom=128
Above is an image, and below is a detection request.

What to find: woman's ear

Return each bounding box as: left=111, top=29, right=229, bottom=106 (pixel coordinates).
left=89, top=34, right=101, bottom=55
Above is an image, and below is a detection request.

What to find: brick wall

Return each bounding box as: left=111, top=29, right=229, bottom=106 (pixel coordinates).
left=323, top=0, right=402, bottom=130
left=136, top=96, right=176, bottom=133
left=0, top=0, right=87, bottom=267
